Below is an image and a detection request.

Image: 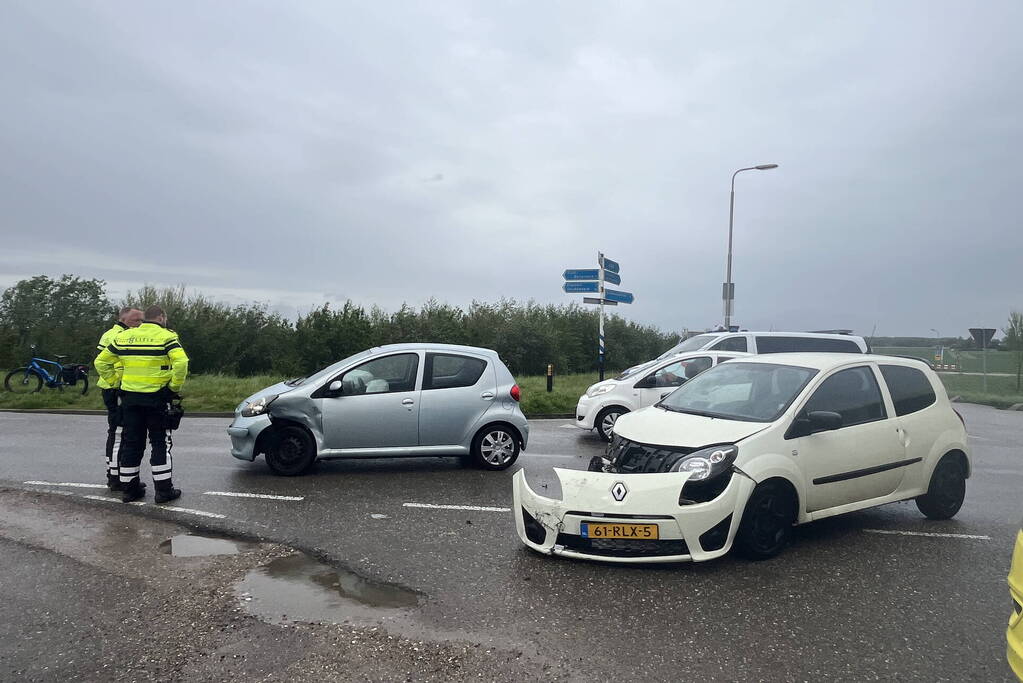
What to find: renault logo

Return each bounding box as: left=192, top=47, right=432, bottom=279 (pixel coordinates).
left=610, top=481, right=628, bottom=502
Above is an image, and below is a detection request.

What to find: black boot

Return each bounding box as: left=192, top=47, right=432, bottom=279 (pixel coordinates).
left=107, top=475, right=123, bottom=491
left=154, top=482, right=181, bottom=504
left=121, top=480, right=147, bottom=503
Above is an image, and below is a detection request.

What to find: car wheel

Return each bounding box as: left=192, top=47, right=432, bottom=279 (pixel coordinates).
left=915, top=454, right=966, bottom=520
left=735, top=480, right=797, bottom=560
left=265, top=425, right=316, bottom=476
left=471, top=426, right=520, bottom=471
left=595, top=406, right=628, bottom=442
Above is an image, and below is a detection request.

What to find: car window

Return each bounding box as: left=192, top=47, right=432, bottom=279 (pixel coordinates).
left=802, top=366, right=886, bottom=426
left=756, top=336, right=862, bottom=353
left=656, top=334, right=718, bottom=359
left=879, top=364, right=937, bottom=416
left=715, top=355, right=738, bottom=363
left=647, top=356, right=712, bottom=388
left=709, top=336, right=748, bottom=352
left=339, top=353, right=419, bottom=395
left=424, top=353, right=487, bottom=390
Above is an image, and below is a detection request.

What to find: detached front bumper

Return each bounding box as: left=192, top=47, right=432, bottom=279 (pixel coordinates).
left=512, top=467, right=755, bottom=563
left=227, top=414, right=272, bottom=461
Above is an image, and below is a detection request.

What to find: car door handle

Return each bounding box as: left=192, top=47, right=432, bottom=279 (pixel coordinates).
left=480, top=391, right=495, bottom=400
left=402, top=398, right=415, bottom=406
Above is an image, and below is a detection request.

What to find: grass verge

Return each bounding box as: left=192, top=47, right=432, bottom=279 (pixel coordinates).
left=3, top=369, right=1020, bottom=415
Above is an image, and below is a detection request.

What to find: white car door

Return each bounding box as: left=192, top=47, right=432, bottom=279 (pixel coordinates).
left=634, top=356, right=713, bottom=408
left=790, top=365, right=907, bottom=512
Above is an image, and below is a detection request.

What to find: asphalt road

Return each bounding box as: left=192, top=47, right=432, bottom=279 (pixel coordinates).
left=1, top=404, right=1020, bottom=681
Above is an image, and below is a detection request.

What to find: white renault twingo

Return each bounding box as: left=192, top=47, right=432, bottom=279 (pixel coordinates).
left=514, top=354, right=970, bottom=563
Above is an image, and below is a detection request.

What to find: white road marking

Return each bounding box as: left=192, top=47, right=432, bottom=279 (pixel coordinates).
left=558, top=424, right=578, bottom=429
left=25, top=481, right=107, bottom=489
left=975, top=468, right=1022, bottom=476
left=160, top=506, right=227, bottom=519
left=521, top=453, right=581, bottom=459
left=864, top=529, right=991, bottom=540
left=203, top=491, right=304, bottom=501
left=404, top=502, right=510, bottom=513
left=82, top=494, right=120, bottom=503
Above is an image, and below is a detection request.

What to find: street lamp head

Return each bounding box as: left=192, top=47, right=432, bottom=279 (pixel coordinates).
left=755, top=164, right=779, bottom=170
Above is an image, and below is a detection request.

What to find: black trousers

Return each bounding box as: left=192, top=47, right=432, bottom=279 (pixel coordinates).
left=118, top=393, right=172, bottom=488
left=102, top=388, right=121, bottom=479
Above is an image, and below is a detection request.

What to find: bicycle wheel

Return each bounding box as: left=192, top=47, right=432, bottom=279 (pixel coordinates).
left=4, top=368, right=43, bottom=394
left=77, top=372, right=90, bottom=396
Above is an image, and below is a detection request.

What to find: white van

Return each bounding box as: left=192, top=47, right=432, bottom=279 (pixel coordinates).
left=655, top=331, right=869, bottom=359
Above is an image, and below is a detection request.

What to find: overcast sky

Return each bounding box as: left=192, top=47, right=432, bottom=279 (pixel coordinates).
left=2, top=1, right=1021, bottom=338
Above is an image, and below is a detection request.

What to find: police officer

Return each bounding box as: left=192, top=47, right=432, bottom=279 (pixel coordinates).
left=94, top=305, right=189, bottom=503
left=96, top=306, right=143, bottom=490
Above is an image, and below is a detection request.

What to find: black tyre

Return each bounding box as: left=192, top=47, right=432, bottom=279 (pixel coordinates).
left=915, top=455, right=966, bottom=520
left=595, top=406, right=628, bottom=442
left=77, top=373, right=89, bottom=396
left=4, top=368, right=42, bottom=394
left=471, top=425, right=520, bottom=471
left=265, top=425, right=316, bottom=476
left=734, top=480, right=798, bottom=560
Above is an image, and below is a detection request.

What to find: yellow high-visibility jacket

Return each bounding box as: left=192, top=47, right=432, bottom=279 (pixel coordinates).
left=95, top=321, right=128, bottom=390
left=94, top=322, right=189, bottom=393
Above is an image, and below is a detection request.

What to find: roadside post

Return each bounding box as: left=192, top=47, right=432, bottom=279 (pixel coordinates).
left=562, top=253, right=634, bottom=381
left=546, top=364, right=554, bottom=393
left=969, top=327, right=996, bottom=392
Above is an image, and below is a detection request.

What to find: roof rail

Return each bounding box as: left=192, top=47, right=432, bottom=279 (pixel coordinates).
left=874, top=353, right=935, bottom=369
left=806, top=329, right=854, bottom=335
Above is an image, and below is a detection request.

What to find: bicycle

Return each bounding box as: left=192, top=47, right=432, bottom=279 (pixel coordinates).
left=4, top=345, right=90, bottom=395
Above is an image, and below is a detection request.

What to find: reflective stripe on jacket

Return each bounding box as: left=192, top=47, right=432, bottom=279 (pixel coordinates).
left=95, top=321, right=127, bottom=390
left=94, top=322, right=189, bottom=393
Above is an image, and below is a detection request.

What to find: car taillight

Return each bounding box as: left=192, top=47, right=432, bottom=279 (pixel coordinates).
left=510, top=384, right=521, bottom=401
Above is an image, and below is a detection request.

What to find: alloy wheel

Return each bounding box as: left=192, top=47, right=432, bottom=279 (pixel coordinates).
left=480, top=430, right=515, bottom=466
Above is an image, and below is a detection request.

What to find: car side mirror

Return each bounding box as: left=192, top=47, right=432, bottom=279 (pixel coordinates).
left=328, top=380, right=343, bottom=393
left=786, top=411, right=843, bottom=439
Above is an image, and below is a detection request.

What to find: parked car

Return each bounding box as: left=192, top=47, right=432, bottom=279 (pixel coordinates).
left=576, top=351, right=748, bottom=441
left=656, top=330, right=869, bottom=358
left=615, top=330, right=868, bottom=385
left=1010, top=519, right=1023, bottom=680
left=228, top=344, right=529, bottom=475
left=514, top=353, right=969, bottom=563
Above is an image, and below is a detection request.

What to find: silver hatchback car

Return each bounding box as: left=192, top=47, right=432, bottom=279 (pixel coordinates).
left=227, top=343, right=529, bottom=475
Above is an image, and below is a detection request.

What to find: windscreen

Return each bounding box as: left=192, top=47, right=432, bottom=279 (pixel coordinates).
left=656, top=334, right=717, bottom=360
left=657, top=362, right=818, bottom=422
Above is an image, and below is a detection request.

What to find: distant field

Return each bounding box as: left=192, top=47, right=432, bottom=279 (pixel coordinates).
left=2, top=368, right=1019, bottom=415
left=873, top=346, right=1018, bottom=374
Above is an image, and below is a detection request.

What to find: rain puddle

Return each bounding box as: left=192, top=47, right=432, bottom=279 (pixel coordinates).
left=235, top=553, right=419, bottom=625
left=159, top=533, right=257, bottom=557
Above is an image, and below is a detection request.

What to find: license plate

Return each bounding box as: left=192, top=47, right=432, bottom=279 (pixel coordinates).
left=581, top=522, right=659, bottom=540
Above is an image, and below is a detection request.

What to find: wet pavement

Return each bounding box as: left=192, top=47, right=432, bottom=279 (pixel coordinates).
left=160, top=533, right=258, bottom=557
left=1, top=405, right=1021, bottom=681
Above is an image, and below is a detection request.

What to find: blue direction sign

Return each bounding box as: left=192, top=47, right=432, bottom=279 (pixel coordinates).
left=601, top=256, right=620, bottom=274
left=604, top=288, right=634, bottom=304
left=563, top=281, right=600, bottom=293
left=563, top=269, right=599, bottom=281
left=603, top=270, right=621, bottom=285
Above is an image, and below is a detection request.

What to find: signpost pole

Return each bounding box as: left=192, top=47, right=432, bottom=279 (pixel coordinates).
left=983, top=335, right=988, bottom=393
left=598, top=251, right=605, bottom=381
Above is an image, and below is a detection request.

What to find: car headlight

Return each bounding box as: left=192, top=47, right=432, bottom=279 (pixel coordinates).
left=586, top=384, right=615, bottom=398
left=241, top=394, right=278, bottom=417
left=669, top=445, right=738, bottom=481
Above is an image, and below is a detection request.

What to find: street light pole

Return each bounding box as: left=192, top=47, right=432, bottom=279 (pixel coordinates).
left=930, top=328, right=942, bottom=366
left=724, top=164, right=778, bottom=330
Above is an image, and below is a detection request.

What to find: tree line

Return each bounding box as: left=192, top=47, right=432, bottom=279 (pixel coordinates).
left=0, top=275, right=679, bottom=377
